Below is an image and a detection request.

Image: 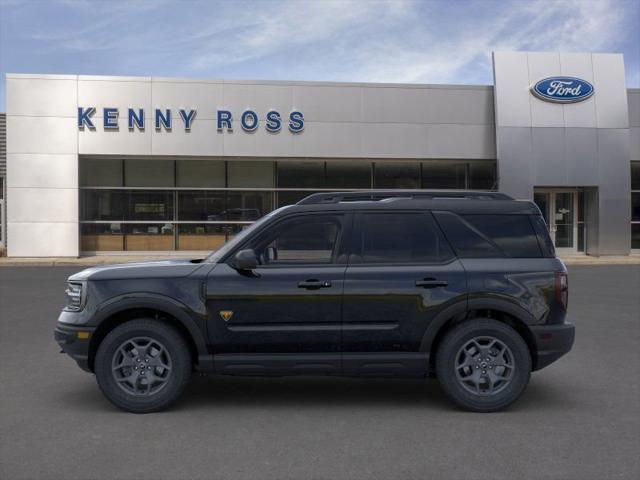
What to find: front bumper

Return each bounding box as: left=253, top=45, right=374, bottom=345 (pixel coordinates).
left=530, top=321, right=575, bottom=371
left=54, top=323, right=95, bottom=372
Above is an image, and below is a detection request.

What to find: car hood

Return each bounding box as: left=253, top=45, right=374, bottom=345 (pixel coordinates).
left=68, top=259, right=208, bottom=282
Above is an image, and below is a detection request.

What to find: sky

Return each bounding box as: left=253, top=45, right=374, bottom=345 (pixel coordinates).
left=0, top=0, right=638, bottom=111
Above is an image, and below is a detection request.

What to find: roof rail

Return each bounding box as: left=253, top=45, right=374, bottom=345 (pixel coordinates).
left=296, top=190, right=513, bottom=205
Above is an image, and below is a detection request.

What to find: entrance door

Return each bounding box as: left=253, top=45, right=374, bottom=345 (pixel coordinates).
left=534, top=190, right=579, bottom=254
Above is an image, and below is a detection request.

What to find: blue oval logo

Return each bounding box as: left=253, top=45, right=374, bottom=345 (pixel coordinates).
left=531, top=77, right=594, bottom=103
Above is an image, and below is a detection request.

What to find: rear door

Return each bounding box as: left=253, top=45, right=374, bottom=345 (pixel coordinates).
left=341, top=211, right=467, bottom=373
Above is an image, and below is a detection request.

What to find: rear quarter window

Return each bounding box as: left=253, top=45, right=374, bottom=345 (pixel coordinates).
left=434, top=212, right=544, bottom=258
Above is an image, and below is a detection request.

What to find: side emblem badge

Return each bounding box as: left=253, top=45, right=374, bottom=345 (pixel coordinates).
left=219, top=310, right=234, bottom=322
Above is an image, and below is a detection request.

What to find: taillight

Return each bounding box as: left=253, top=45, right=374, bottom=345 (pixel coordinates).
left=555, top=272, right=568, bottom=310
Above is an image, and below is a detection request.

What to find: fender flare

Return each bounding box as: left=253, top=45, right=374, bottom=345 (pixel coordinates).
left=90, top=293, right=209, bottom=357
left=419, top=295, right=536, bottom=353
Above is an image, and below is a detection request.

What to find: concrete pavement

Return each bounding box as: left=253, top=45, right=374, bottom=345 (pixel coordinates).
left=1, top=265, right=639, bottom=479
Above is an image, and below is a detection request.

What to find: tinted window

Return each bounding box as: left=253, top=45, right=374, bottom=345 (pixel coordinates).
left=468, top=162, right=496, bottom=190
left=254, top=215, right=343, bottom=264
left=530, top=214, right=555, bottom=257
left=632, top=162, right=640, bottom=190
left=325, top=161, right=370, bottom=189
left=433, top=212, right=503, bottom=258
left=355, top=213, right=454, bottom=264
left=421, top=162, right=466, bottom=189
left=462, top=215, right=542, bottom=258
left=435, top=212, right=543, bottom=258
left=374, top=162, right=420, bottom=189
left=277, top=161, right=325, bottom=188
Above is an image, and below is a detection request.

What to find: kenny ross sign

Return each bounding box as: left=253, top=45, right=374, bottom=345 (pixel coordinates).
left=77, top=107, right=305, bottom=133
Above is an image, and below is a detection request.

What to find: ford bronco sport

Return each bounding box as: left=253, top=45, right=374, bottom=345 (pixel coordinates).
left=55, top=190, right=575, bottom=413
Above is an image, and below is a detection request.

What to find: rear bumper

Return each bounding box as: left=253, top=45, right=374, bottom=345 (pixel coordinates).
left=54, top=323, right=95, bottom=372
left=530, top=321, right=575, bottom=371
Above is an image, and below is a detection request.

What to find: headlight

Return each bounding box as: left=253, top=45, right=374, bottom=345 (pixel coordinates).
left=64, top=282, right=86, bottom=311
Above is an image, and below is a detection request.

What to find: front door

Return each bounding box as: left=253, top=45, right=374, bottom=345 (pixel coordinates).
left=205, top=213, right=349, bottom=372
left=341, top=211, right=467, bottom=374
left=534, top=190, right=579, bottom=254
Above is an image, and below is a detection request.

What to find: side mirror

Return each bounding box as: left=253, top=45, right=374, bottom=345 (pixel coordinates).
left=232, top=249, right=258, bottom=271
left=265, top=246, right=278, bottom=263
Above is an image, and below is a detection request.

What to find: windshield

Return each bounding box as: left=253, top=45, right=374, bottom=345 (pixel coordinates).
left=205, top=206, right=292, bottom=263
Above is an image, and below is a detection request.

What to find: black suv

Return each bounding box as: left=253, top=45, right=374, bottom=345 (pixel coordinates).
left=55, top=191, right=574, bottom=413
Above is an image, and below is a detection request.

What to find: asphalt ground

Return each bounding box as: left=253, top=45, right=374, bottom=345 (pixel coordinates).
left=1, top=265, right=639, bottom=480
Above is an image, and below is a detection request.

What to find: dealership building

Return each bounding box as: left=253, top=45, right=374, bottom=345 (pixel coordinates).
left=1, top=51, right=639, bottom=257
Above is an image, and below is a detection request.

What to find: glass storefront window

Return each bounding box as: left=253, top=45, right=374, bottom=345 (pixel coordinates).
left=79, top=157, right=498, bottom=251
left=80, top=223, right=124, bottom=251
left=277, top=161, right=325, bottom=188
left=125, top=159, right=175, bottom=187
left=81, top=158, right=123, bottom=186
left=228, top=161, right=274, bottom=188
left=226, top=191, right=272, bottom=220
left=374, top=162, right=420, bottom=189
left=422, top=162, right=466, bottom=189
left=177, top=224, right=236, bottom=251
left=177, top=160, right=225, bottom=188
left=468, top=162, right=496, bottom=190
left=81, top=190, right=127, bottom=221
left=632, top=192, right=640, bottom=222
left=123, top=223, right=174, bottom=251
left=277, top=191, right=320, bottom=208
left=325, top=161, right=370, bottom=189
left=632, top=224, right=640, bottom=249
left=128, top=191, right=174, bottom=221
left=178, top=191, right=225, bottom=221
left=631, top=162, right=640, bottom=191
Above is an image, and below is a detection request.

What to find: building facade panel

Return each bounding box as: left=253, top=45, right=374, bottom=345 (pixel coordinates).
left=7, top=222, right=78, bottom=257
left=493, top=51, right=631, bottom=255
left=527, top=52, right=565, bottom=128
left=292, top=84, right=362, bottom=123
left=151, top=80, right=224, bottom=120
left=222, top=83, right=294, bottom=121
left=425, top=87, right=495, bottom=125
left=6, top=153, right=78, bottom=189
left=7, top=116, right=77, bottom=154
left=361, top=86, right=430, bottom=124
left=78, top=78, right=153, bottom=117
left=592, top=54, right=629, bottom=129
left=492, top=51, right=532, bottom=128
left=2, top=50, right=636, bottom=257
left=7, top=187, right=77, bottom=223
left=79, top=118, right=152, bottom=156
left=559, top=53, right=597, bottom=128
left=6, top=76, right=77, bottom=118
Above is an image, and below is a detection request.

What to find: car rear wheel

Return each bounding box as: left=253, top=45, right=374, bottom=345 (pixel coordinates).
left=95, top=319, right=192, bottom=413
left=435, top=318, right=531, bottom=412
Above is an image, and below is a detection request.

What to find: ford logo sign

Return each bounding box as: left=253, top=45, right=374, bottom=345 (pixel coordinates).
left=531, top=77, right=594, bottom=103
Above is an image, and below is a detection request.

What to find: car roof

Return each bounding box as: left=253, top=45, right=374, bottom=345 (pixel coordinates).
left=280, top=190, right=540, bottom=215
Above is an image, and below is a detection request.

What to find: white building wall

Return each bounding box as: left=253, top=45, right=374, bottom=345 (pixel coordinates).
left=6, top=75, right=79, bottom=256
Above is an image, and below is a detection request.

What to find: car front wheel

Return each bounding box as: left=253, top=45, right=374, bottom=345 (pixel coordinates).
left=435, top=318, right=531, bottom=412
left=95, top=319, right=192, bottom=413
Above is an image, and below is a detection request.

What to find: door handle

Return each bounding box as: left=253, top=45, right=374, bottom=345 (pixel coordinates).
left=298, top=279, right=332, bottom=290
left=415, top=278, right=448, bottom=288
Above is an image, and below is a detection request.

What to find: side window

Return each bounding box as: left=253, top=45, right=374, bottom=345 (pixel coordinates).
left=253, top=215, right=343, bottom=265
left=355, top=212, right=454, bottom=264
left=433, top=211, right=503, bottom=258
left=530, top=214, right=555, bottom=257
left=461, top=214, right=543, bottom=258
left=434, top=212, right=543, bottom=258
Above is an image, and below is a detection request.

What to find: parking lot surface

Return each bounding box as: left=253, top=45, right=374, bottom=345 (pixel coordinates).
left=1, top=265, right=639, bottom=480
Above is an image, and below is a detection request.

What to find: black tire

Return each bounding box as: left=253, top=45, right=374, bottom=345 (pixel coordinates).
left=435, top=318, right=531, bottom=412
left=95, top=319, right=192, bottom=413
